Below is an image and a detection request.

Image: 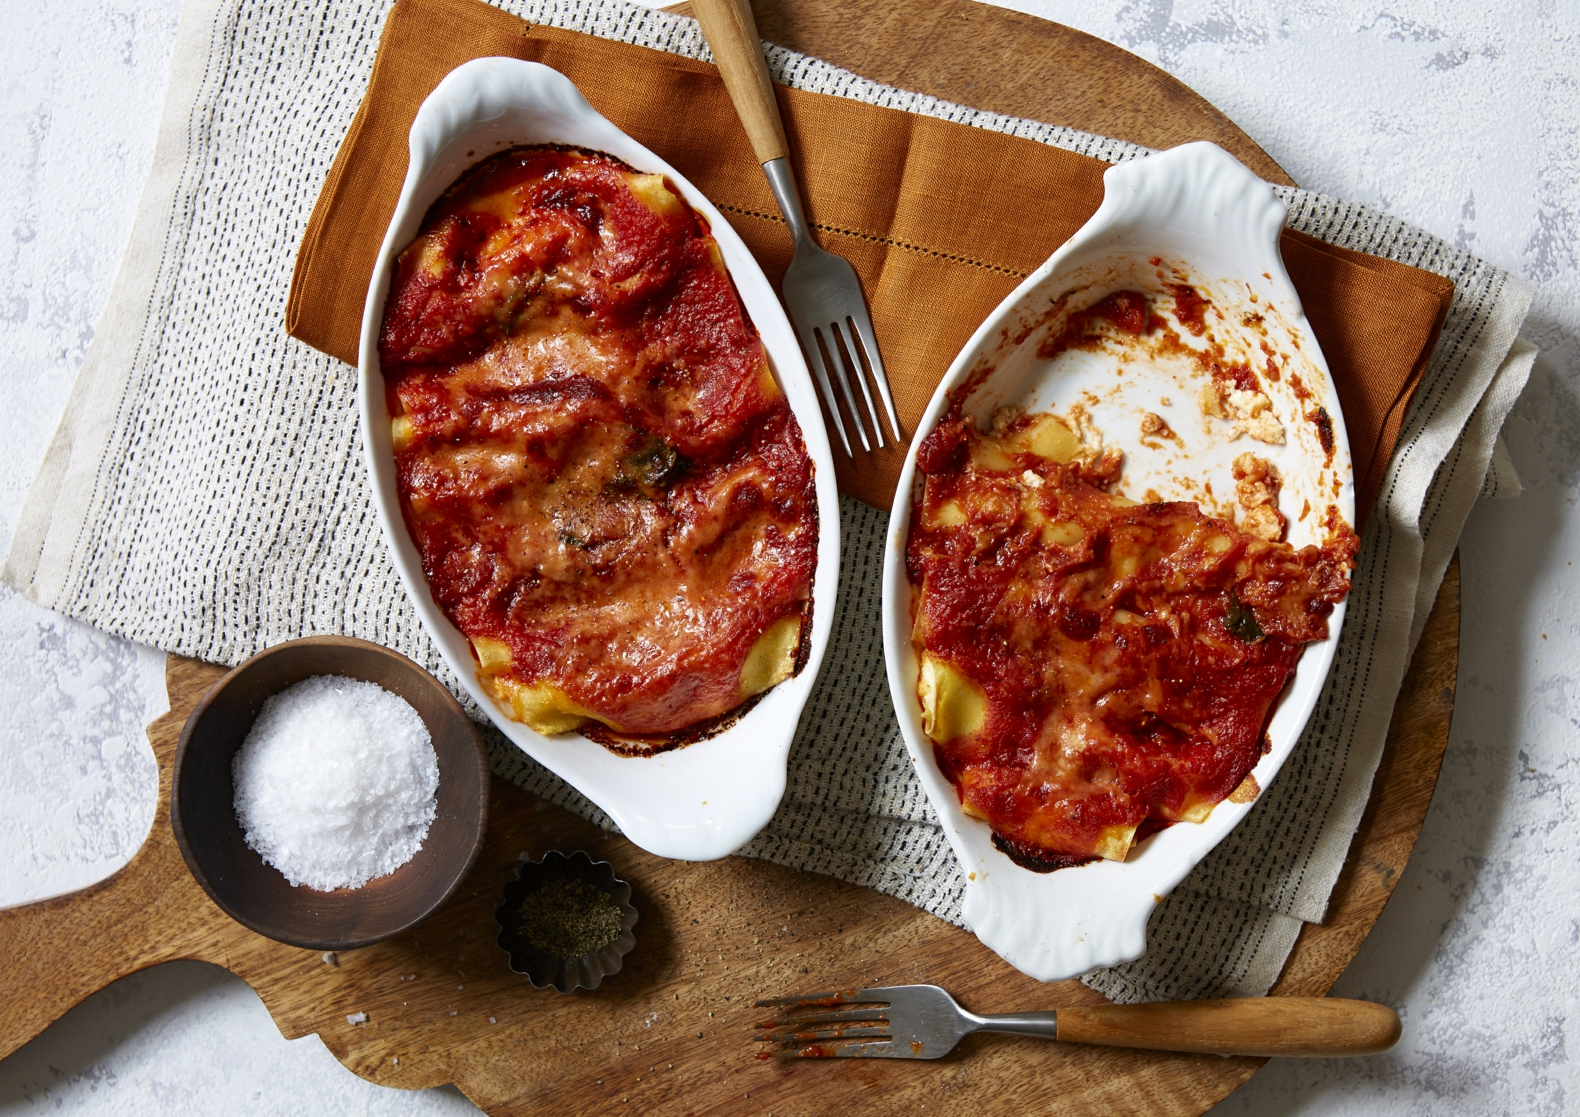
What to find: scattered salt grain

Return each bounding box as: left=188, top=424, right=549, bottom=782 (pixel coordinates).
left=347, top=1012, right=368, bottom=1025
left=322, top=952, right=338, bottom=966
left=232, top=675, right=438, bottom=891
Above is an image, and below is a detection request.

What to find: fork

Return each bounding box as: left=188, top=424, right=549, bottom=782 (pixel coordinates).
left=691, top=0, right=902, bottom=456
left=754, top=985, right=1401, bottom=1060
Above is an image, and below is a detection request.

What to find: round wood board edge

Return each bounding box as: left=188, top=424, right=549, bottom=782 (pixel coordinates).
left=0, top=4, right=1456, bottom=1115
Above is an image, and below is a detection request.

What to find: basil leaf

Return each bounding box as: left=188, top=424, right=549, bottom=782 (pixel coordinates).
left=1224, top=586, right=1265, bottom=643
left=624, top=437, right=687, bottom=488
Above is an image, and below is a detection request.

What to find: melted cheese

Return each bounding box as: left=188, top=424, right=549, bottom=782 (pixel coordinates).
left=382, top=147, right=817, bottom=743
left=908, top=409, right=1356, bottom=867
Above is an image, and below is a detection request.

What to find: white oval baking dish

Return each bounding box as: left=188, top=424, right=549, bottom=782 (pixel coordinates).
left=881, top=142, right=1355, bottom=981
left=359, top=58, right=839, bottom=862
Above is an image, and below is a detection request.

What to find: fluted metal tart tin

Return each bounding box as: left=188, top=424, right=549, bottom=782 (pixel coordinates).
left=495, top=849, right=638, bottom=993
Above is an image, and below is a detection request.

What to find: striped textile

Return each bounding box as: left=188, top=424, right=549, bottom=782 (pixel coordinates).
left=2, top=0, right=1534, bottom=999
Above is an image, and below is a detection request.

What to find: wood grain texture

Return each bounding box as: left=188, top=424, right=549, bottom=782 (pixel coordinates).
left=0, top=558, right=1453, bottom=1116
left=691, top=0, right=792, bottom=163
left=1055, top=998, right=1402, bottom=1058
left=0, top=2, right=1456, bottom=1113
left=667, top=0, right=1294, bottom=186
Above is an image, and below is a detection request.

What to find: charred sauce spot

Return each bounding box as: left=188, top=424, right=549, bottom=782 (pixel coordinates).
left=1308, top=406, right=1335, bottom=461
left=1058, top=604, right=1101, bottom=641
left=533, top=183, right=603, bottom=232
left=992, top=832, right=1099, bottom=873
left=1169, top=284, right=1210, bottom=335
left=582, top=691, right=768, bottom=756
left=730, top=481, right=766, bottom=514
left=1087, top=290, right=1151, bottom=334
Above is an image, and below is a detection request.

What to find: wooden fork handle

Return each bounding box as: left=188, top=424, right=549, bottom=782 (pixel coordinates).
left=1055, top=997, right=1401, bottom=1058
left=691, top=0, right=790, bottom=165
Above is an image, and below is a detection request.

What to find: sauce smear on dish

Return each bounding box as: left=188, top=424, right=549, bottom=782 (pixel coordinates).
left=380, top=146, right=817, bottom=748
left=907, top=401, right=1357, bottom=870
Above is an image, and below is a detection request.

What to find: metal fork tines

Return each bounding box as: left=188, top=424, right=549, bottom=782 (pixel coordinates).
left=755, top=984, right=1406, bottom=1061
left=764, top=159, right=901, bottom=457
left=753, top=985, right=1053, bottom=1060
left=691, top=0, right=901, bottom=459
left=753, top=993, right=893, bottom=1059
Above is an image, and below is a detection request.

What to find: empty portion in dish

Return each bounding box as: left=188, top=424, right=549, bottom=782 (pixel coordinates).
left=379, top=146, right=817, bottom=748
left=907, top=386, right=1357, bottom=871
left=966, top=264, right=1348, bottom=553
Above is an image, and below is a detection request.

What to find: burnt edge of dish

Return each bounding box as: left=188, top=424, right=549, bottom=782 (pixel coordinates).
left=495, top=849, right=639, bottom=993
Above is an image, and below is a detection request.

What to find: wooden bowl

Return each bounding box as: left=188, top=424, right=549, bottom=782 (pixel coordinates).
left=170, top=635, right=490, bottom=950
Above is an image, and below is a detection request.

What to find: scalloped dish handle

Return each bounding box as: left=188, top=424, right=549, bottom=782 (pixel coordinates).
left=882, top=139, right=1354, bottom=983
left=1071, top=142, right=1296, bottom=301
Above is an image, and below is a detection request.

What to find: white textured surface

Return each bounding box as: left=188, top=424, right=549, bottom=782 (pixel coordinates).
left=0, top=962, right=478, bottom=1115
left=0, top=1, right=1575, bottom=1115
left=20, top=0, right=1520, bottom=1011
left=0, top=2, right=172, bottom=910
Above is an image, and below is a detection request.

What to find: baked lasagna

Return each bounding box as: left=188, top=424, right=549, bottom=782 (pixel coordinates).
left=379, top=146, right=817, bottom=748
left=907, top=398, right=1357, bottom=870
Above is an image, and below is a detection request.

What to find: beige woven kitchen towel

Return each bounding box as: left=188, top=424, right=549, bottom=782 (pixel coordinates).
left=286, top=0, right=1455, bottom=523
left=2, top=0, right=1536, bottom=1001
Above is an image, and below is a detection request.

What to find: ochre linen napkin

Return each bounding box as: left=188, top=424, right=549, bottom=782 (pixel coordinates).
left=286, top=0, right=1453, bottom=522
left=5, top=0, right=1529, bottom=1005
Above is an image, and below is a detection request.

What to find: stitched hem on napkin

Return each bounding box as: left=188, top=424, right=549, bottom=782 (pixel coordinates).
left=1, top=0, right=1536, bottom=1001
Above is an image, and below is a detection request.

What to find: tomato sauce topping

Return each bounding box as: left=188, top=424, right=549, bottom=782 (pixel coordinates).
left=380, top=147, right=817, bottom=740
left=907, top=409, right=1357, bottom=868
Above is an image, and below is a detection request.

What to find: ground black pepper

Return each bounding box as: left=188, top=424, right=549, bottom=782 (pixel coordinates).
left=516, top=878, right=624, bottom=958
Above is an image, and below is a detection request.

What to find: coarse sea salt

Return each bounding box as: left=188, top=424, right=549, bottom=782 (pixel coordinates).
left=232, top=675, right=438, bottom=891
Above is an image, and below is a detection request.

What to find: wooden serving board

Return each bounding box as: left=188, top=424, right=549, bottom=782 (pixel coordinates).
left=0, top=2, right=1457, bottom=1113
